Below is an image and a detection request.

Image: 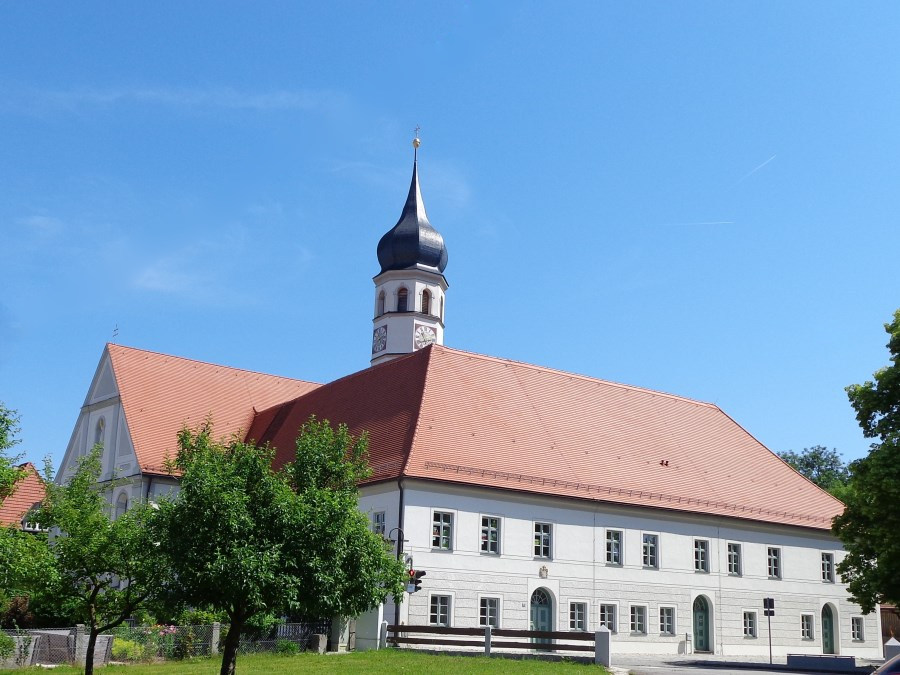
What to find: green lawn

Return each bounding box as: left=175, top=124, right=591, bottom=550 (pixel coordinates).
left=4, top=649, right=610, bottom=674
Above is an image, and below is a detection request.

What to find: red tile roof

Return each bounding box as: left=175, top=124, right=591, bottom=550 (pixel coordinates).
left=253, top=345, right=843, bottom=531
left=0, top=463, right=45, bottom=527
left=108, top=344, right=321, bottom=474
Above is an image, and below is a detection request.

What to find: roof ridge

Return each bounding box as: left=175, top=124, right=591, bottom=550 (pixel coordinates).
left=107, top=343, right=319, bottom=385
left=431, top=344, right=717, bottom=410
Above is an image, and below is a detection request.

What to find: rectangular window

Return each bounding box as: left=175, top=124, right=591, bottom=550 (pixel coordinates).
left=372, top=511, right=385, bottom=536
left=599, top=604, right=617, bottom=632
left=479, top=597, right=499, bottom=628
left=694, top=539, right=709, bottom=573
left=801, top=614, right=814, bottom=640
left=851, top=616, right=864, bottom=641
left=534, top=522, right=552, bottom=559
left=822, top=552, right=835, bottom=583
left=606, top=530, right=623, bottom=565
left=432, top=512, right=453, bottom=550
left=481, top=516, right=500, bottom=554
left=570, top=602, right=587, bottom=631
left=659, top=607, right=675, bottom=635
left=630, top=605, right=647, bottom=634
left=727, top=543, right=742, bottom=576
left=743, top=611, right=757, bottom=638
left=767, top=546, right=781, bottom=579
left=642, top=533, right=658, bottom=568
left=430, top=595, right=451, bottom=627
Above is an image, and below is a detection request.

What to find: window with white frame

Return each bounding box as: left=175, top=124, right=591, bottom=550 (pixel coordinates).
left=630, top=605, right=647, bottom=634
left=432, top=512, right=453, bottom=550
left=743, top=611, right=757, bottom=637
left=599, top=604, right=617, bottom=632
left=727, top=543, right=742, bottom=576
left=801, top=614, right=814, bottom=640
left=767, top=546, right=781, bottom=579
left=569, top=602, right=587, bottom=631
left=821, top=552, right=835, bottom=582
left=479, top=597, right=500, bottom=628
left=642, top=533, right=658, bottom=568
left=534, top=522, right=552, bottom=558
left=694, top=539, right=709, bottom=572
left=372, top=511, right=385, bottom=535
left=851, top=616, right=864, bottom=641
left=430, top=595, right=451, bottom=626
left=659, top=606, right=675, bottom=635
left=606, top=530, right=622, bottom=565
left=480, top=516, right=500, bottom=554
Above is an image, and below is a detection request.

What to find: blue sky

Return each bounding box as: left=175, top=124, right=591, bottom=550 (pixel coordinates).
left=2, top=2, right=898, bottom=471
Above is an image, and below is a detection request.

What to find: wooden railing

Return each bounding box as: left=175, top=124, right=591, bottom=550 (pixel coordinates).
left=385, top=624, right=611, bottom=664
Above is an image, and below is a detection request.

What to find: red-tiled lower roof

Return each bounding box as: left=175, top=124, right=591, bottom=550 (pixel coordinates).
left=108, top=344, right=321, bottom=472
left=253, top=345, right=843, bottom=531
left=0, top=463, right=45, bottom=527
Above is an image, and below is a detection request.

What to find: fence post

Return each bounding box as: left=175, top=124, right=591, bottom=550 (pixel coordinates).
left=379, top=621, right=388, bottom=650
left=73, top=624, right=88, bottom=666
left=210, top=623, right=220, bottom=655
left=484, top=625, right=492, bottom=656
left=595, top=626, right=611, bottom=667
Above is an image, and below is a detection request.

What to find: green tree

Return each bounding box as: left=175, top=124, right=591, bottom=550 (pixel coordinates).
left=777, top=445, right=850, bottom=500
left=37, top=449, right=168, bottom=675
left=157, top=418, right=406, bottom=675
left=832, top=308, right=900, bottom=613
left=0, top=403, right=25, bottom=502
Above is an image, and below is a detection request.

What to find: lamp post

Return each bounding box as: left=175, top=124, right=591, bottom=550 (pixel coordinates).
left=388, top=527, right=406, bottom=630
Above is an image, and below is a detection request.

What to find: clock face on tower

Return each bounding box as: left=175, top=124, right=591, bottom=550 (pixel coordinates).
left=372, top=325, right=387, bottom=354
left=414, top=324, right=436, bottom=349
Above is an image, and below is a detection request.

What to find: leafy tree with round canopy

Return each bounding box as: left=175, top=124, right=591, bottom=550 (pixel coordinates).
left=157, top=417, right=406, bottom=675
left=833, top=308, right=900, bottom=612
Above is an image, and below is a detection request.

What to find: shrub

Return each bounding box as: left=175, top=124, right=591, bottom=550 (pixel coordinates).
left=275, top=639, right=300, bottom=655
left=0, top=632, right=14, bottom=661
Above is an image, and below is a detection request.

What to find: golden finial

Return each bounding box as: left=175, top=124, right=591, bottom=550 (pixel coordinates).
left=413, top=125, right=421, bottom=160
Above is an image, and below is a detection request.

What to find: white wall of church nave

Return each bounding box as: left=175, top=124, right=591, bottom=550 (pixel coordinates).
left=392, top=484, right=879, bottom=657
left=60, top=401, right=137, bottom=483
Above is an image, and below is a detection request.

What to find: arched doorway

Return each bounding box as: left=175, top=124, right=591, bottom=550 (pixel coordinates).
left=692, top=596, right=712, bottom=653
left=530, top=588, right=552, bottom=649
left=822, top=605, right=836, bottom=654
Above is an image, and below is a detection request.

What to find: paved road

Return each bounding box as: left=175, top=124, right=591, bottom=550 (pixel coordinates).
left=612, top=655, right=878, bottom=675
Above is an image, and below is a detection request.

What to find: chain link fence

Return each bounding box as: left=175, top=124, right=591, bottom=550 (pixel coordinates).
left=1, top=620, right=332, bottom=668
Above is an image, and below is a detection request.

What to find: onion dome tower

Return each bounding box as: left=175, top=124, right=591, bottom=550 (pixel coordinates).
left=370, top=134, right=448, bottom=365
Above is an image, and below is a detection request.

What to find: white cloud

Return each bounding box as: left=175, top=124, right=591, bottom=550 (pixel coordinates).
left=2, top=85, right=348, bottom=114
left=18, top=215, right=64, bottom=236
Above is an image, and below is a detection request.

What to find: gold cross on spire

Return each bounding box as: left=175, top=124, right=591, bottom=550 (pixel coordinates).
left=413, top=125, right=421, bottom=160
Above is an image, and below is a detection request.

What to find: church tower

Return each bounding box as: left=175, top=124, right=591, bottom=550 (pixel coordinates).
left=370, top=136, right=448, bottom=365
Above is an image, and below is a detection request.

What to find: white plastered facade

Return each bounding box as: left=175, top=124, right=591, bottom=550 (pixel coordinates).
left=359, top=479, right=882, bottom=658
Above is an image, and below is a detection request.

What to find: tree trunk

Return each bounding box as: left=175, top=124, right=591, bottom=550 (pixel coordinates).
left=219, top=617, right=243, bottom=675
left=84, top=628, right=99, bottom=675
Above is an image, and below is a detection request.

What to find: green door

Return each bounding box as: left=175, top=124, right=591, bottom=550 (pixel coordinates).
left=530, top=589, right=552, bottom=649
left=822, top=605, right=835, bottom=654
left=693, top=596, right=710, bottom=652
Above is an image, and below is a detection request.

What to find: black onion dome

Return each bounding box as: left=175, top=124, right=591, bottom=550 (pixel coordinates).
left=377, top=160, right=448, bottom=274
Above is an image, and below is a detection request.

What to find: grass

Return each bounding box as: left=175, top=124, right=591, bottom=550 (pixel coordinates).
left=3, top=649, right=611, bottom=674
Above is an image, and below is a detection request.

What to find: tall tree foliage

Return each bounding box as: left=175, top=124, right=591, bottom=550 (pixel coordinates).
left=0, top=403, right=54, bottom=628
left=777, top=446, right=850, bottom=500
left=0, top=403, right=25, bottom=501
left=158, top=418, right=405, bottom=675
left=38, top=449, right=167, bottom=675
left=833, top=309, right=900, bottom=612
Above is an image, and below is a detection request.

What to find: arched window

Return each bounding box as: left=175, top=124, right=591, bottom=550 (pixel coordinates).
left=440, top=297, right=445, bottom=321
left=377, top=291, right=386, bottom=316
left=115, top=492, right=129, bottom=520
left=94, top=417, right=106, bottom=455
left=397, top=287, right=408, bottom=312
left=421, top=290, right=431, bottom=315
